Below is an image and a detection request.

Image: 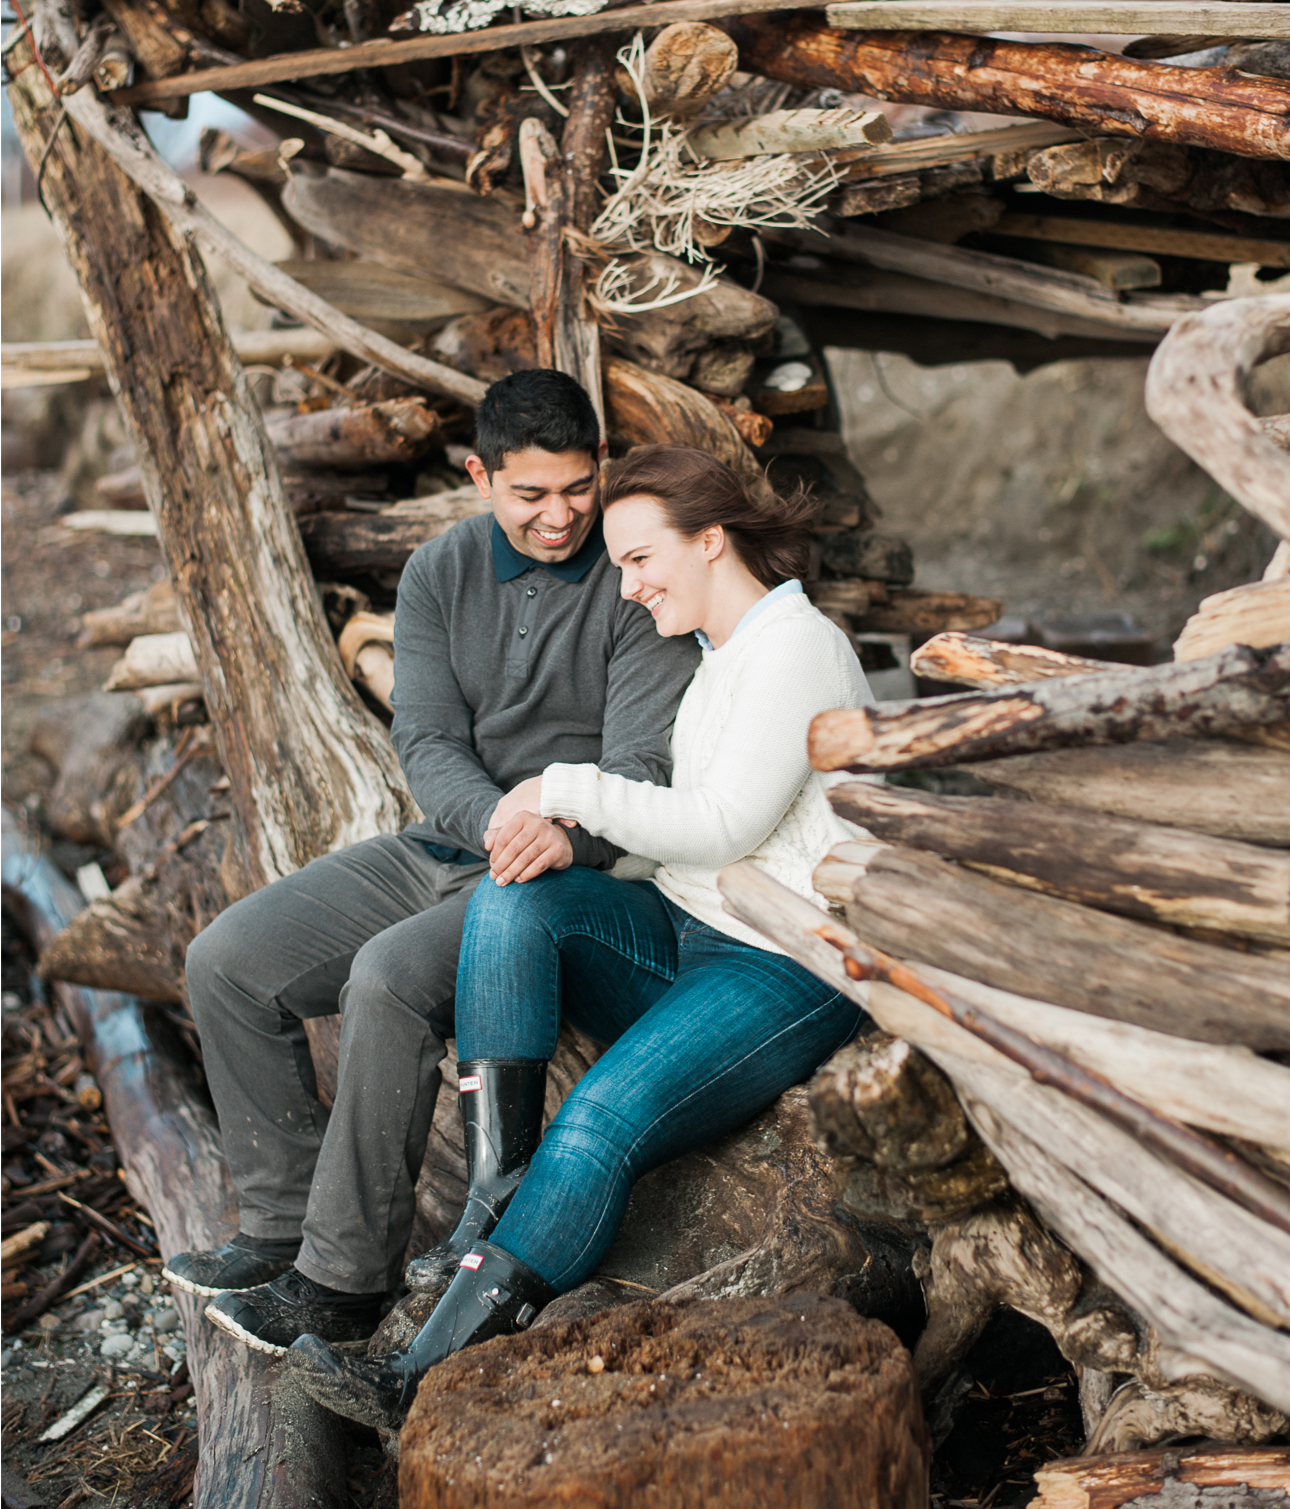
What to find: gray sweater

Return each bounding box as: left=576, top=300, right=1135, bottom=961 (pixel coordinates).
left=391, top=512, right=701, bottom=869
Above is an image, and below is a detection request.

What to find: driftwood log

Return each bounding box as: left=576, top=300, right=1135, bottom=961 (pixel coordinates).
left=727, top=15, right=1290, bottom=159
left=910, top=632, right=1116, bottom=686
left=716, top=863, right=1290, bottom=1425
left=1175, top=580, right=1290, bottom=663
left=1145, top=295, right=1290, bottom=547
left=1033, top=1446, right=1290, bottom=1508
left=808, top=641, right=1290, bottom=774
left=397, top=1295, right=930, bottom=1509
left=966, top=737, right=1290, bottom=847
left=2, top=811, right=350, bottom=1509
left=78, top=580, right=184, bottom=648
left=297, top=492, right=492, bottom=575
left=264, top=398, right=439, bottom=471
left=828, top=781, right=1290, bottom=943
left=8, top=4, right=417, bottom=888
left=281, top=164, right=778, bottom=382
left=830, top=844, right=1290, bottom=1048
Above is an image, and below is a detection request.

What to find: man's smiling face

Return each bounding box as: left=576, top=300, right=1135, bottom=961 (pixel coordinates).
left=465, top=447, right=602, bottom=564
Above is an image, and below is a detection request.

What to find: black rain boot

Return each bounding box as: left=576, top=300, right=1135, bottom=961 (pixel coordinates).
left=404, top=1058, right=547, bottom=1294
left=287, top=1241, right=555, bottom=1430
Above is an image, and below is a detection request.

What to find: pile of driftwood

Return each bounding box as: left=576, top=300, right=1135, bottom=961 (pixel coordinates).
left=718, top=304, right=1290, bottom=1494
left=3, top=0, right=1290, bottom=1502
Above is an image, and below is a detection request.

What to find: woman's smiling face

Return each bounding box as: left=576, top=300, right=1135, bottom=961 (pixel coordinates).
left=604, top=495, right=717, bottom=639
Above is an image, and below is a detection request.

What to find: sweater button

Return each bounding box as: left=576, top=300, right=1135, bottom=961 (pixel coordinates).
left=526, top=586, right=537, bottom=597
left=518, top=626, right=529, bottom=637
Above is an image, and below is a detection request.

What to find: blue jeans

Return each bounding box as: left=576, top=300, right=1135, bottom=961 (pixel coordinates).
left=453, top=867, right=862, bottom=1291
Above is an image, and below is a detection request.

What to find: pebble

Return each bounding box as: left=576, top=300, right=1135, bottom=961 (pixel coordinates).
left=101, top=1334, right=134, bottom=1359
left=152, top=1308, right=179, bottom=1334
left=73, top=1309, right=105, bottom=1334
left=139, top=1274, right=154, bottom=1296
left=101, top=1299, right=124, bottom=1322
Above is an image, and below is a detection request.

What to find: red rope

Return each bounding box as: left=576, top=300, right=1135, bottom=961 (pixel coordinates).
left=10, top=0, right=61, bottom=97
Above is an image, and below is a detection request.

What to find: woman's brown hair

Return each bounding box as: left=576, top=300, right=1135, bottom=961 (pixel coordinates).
left=600, top=446, right=816, bottom=589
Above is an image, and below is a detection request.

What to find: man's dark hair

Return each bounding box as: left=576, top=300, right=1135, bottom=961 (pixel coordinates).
left=475, top=370, right=600, bottom=477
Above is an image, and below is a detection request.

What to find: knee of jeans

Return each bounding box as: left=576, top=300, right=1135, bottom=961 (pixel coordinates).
left=184, top=910, right=239, bottom=1031
left=465, top=873, right=556, bottom=943
left=542, top=1090, right=638, bottom=1176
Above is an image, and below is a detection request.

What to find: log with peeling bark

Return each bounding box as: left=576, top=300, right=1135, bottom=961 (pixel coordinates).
left=2, top=810, right=350, bottom=1509
left=264, top=397, right=438, bottom=471
left=1032, top=1446, right=1290, bottom=1509
left=1146, top=296, right=1290, bottom=547
left=910, top=632, right=1116, bottom=687
left=834, top=844, right=1290, bottom=1048
left=808, top=641, right=1290, bottom=774
left=827, top=781, right=1290, bottom=944
left=717, top=862, right=1290, bottom=1418
left=282, top=164, right=778, bottom=382
left=78, top=580, right=183, bottom=648
left=969, top=737, right=1290, bottom=847
left=603, top=357, right=762, bottom=484
left=727, top=15, right=1290, bottom=159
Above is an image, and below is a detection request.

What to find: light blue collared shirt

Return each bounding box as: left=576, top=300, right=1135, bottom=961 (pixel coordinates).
left=695, top=578, right=804, bottom=651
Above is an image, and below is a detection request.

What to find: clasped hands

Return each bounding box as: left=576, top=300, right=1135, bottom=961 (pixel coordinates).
left=484, top=775, right=576, bottom=886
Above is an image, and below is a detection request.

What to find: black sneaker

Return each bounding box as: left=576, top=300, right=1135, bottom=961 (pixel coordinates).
left=163, top=1234, right=301, bottom=1298
left=205, top=1268, right=387, bottom=1358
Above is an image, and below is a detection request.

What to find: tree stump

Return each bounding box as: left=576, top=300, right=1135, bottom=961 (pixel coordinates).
left=398, top=1294, right=929, bottom=1509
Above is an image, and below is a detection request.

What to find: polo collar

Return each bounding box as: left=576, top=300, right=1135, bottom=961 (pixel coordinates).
left=491, top=515, right=605, bottom=583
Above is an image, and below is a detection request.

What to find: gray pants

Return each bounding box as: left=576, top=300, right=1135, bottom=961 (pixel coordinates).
left=186, top=833, right=487, bottom=1294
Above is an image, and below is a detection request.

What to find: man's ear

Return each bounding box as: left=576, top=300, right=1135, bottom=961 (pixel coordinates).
left=465, top=455, right=491, bottom=497
left=597, top=439, right=609, bottom=462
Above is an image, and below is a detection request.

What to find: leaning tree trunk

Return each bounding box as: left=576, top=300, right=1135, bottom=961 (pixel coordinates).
left=8, top=2, right=416, bottom=892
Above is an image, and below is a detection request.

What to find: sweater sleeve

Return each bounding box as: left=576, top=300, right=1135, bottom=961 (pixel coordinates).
left=540, top=615, right=867, bottom=867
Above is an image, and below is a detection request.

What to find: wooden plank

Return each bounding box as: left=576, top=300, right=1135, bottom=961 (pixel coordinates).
left=835, top=120, right=1080, bottom=177
left=827, top=780, right=1290, bottom=943
left=826, top=2, right=1290, bottom=38
left=111, top=0, right=832, bottom=109
left=992, top=213, right=1290, bottom=270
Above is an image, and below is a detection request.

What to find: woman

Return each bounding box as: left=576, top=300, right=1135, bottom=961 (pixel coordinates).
left=288, top=445, right=875, bottom=1428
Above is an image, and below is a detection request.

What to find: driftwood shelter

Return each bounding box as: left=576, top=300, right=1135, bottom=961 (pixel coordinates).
left=1, top=0, right=1289, bottom=1503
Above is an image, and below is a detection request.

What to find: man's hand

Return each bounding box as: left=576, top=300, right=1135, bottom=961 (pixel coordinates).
left=484, top=812, right=574, bottom=885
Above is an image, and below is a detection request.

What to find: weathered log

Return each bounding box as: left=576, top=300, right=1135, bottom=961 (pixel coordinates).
left=859, top=588, right=1003, bottom=634
left=1146, top=296, right=1290, bottom=546
left=827, top=1, right=1290, bottom=35
left=688, top=106, right=891, bottom=160
left=1175, top=579, right=1290, bottom=663
left=269, top=259, right=489, bottom=325
left=281, top=165, right=778, bottom=382
left=778, top=223, right=1192, bottom=336
left=968, top=737, right=1290, bottom=848
left=636, top=22, right=739, bottom=118
left=2, top=328, right=338, bottom=382
left=296, top=491, right=493, bottom=574
left=9, top=5, right=416, bottom=887
left=1, top=811, right=349, bottom=1509
left=715, top=862, right=1290, bottom=1416
left=991, top=213, right=1290, bottom=271
left=104, top=630, right=199, bottom=692
left=809, top=1034, right=1009, bottom=1224
left=827, top=781, right=1290, bottom=944
left=808, top=641, right=1290, bottom=774
left=264, top=397, right=438, bottom=470
left=910, top=631, right=1116, bottom=687
left=728, top=15, right=1290, bottom=159
left=398, top=1296, right=930, bottom=1509
left=819, top=531, right=914, bottom=586
left=337, top=611, right=395, bottom=711
left=837, top=845, right=1290, bottom=1048
left=28, top=691, right=152, bottom=846
left=1033, top=1445, right=1290, bottom=1507
left=603, top=357, right=762, bottom=484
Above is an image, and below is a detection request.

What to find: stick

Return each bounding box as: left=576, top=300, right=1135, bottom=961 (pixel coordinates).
left=826, top=2, right=1290, bottom=37
left=3, top=1231, right=100, bottom=1334
left=110, top=0, right=829, bottom=109
left=59, top=1191, right=157, bottom=1258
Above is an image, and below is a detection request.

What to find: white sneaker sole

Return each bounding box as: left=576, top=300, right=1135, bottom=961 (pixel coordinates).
left=162, top=1266, right=237, bottom=1299
left=204, top=1302, right=289, bottom=1358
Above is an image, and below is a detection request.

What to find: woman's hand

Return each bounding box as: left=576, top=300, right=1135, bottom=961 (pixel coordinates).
left=487, top=776, right=544, bottom=836
left=485, top=775, right=576, bottom=884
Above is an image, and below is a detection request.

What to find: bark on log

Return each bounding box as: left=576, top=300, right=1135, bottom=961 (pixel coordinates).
left=827, top=780, right=1290, bottom=944
left=264, top=397, right=438, bottom=471
left=967, top=738, right=1290, bottom=847
left=910, top=631, right=1117, bottom=686
left=638, top=22, right=739, bottom=117
left=1033, top=1445, right=1290, bottom=1508
left=1, top=811, right=349, bottom=1509
left=296, top=491, right=493, bottom=574
left=727, top=15, right=1290, bottom=159
left=716, top=863, right=1290, bottom=1417
left=807, top=641, right=1290, bottom=774
left=398, top=1295, right=930, bottom=1509
left=853, top=589, right=1003, bottom=635
left=281, top=165, right=778, bottom=381
left=8, top=7, right=417, bottom=888
left=1146, top=296, right=1290, bottom=545
left=837, top=845, right=1290, bottom=1049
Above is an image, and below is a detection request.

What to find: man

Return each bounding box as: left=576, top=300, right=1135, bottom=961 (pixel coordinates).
left=165, top=370, right=699, bottom=1355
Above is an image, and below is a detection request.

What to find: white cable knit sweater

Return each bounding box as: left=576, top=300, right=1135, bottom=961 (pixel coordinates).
left=539, top=592, right=874, bottom=953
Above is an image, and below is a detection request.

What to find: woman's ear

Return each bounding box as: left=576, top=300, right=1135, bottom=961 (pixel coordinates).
left=702, top=524, right=725, bottom=562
